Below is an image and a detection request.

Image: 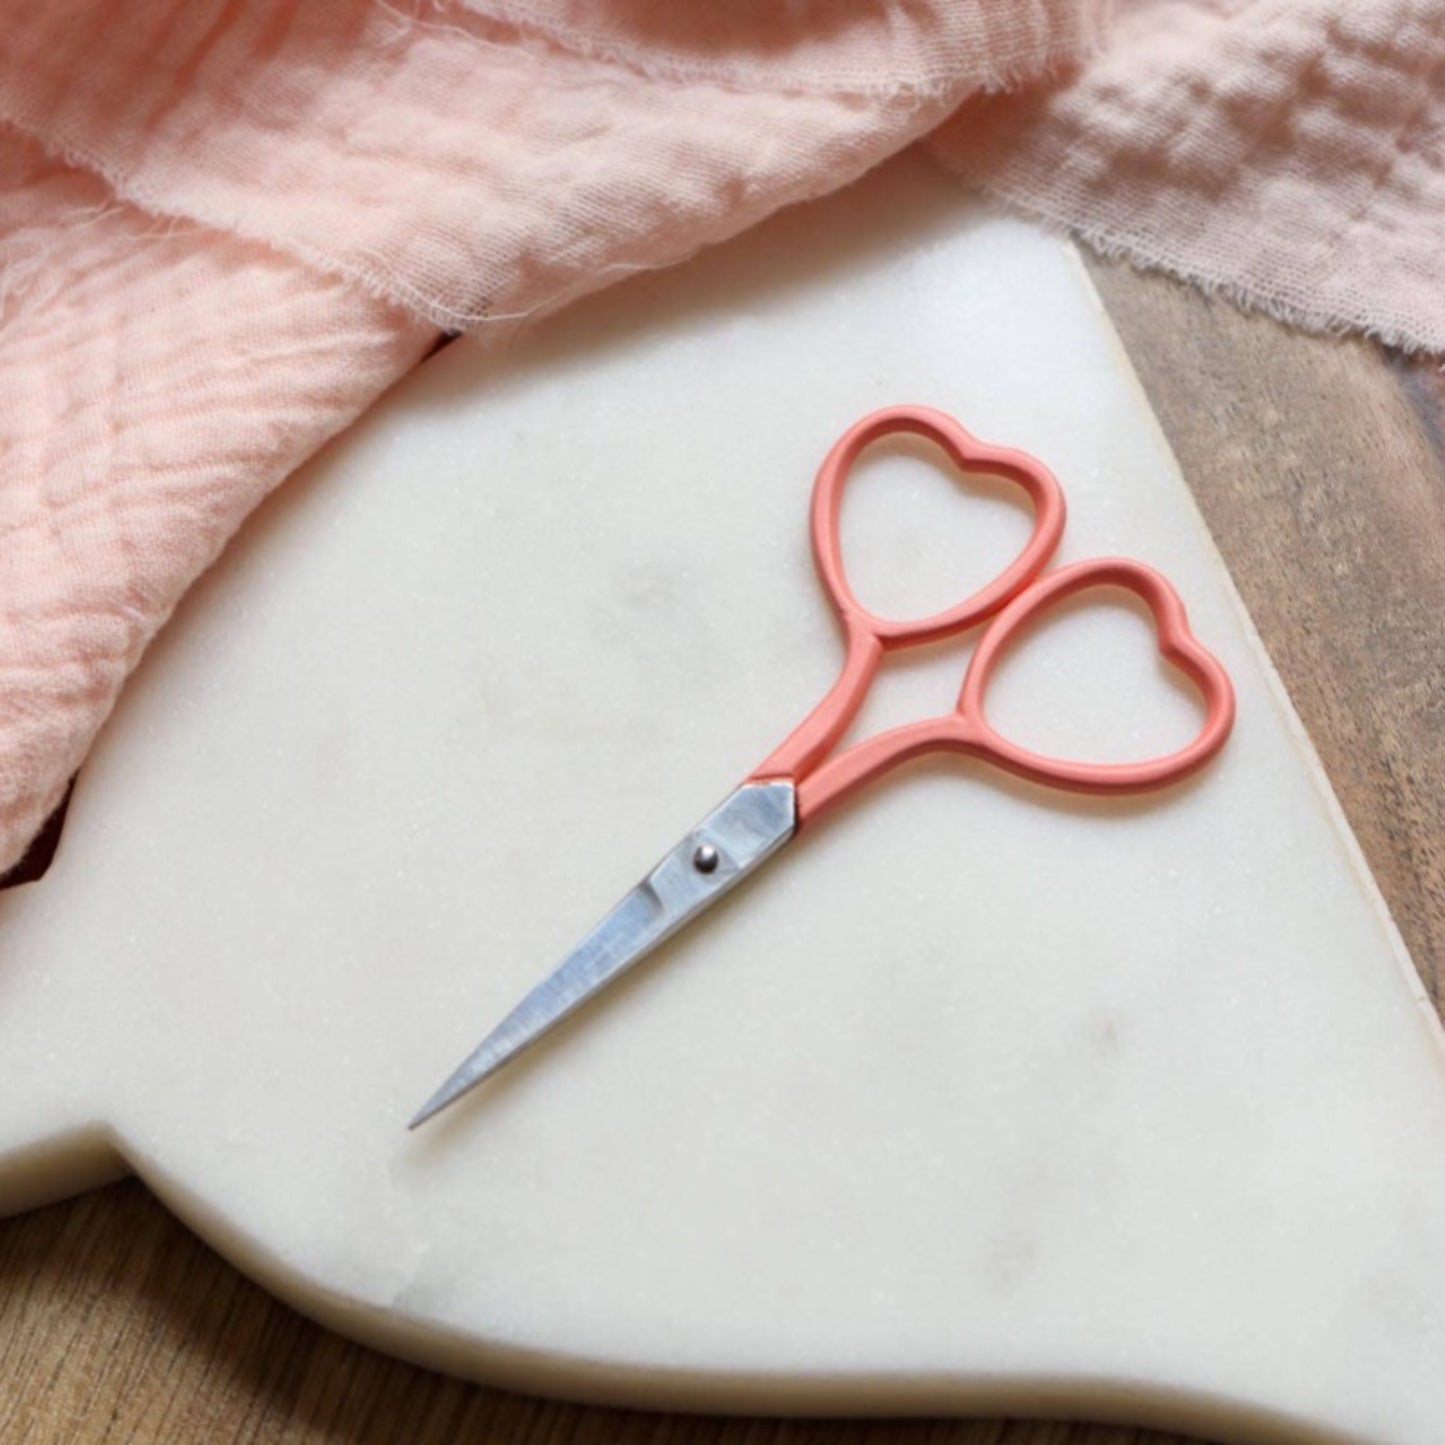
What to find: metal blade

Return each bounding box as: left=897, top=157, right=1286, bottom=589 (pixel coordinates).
left=409, top=780, right=796, bottom=1128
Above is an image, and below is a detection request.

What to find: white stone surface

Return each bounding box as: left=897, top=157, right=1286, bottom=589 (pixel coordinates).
left=3, top=155, right=1444, bottom=1441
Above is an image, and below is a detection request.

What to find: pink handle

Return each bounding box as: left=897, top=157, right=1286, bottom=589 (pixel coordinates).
left=751, top=405, right=1066, bottom=783
left=811, top=405, right=1066, bottom=644
left=793, top=558, right=1236, bottom=825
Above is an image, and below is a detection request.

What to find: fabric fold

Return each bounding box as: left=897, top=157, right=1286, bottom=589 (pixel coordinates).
left=931, top=0, right=1445, bottom=354
left=0, top=0, right=1102, bottom=328
left=0, top=134, right=434, bottom=863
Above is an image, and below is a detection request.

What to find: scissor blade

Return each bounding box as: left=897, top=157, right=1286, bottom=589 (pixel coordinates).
left=409, top=780, right=796, bottom=1128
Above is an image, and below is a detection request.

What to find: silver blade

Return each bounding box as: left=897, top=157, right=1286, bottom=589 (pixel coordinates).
left=409, top=780, right=796, bottom=1128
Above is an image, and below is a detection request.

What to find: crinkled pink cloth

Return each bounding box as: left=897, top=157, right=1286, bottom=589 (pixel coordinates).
left=2, top=0, right=1443, bottom=873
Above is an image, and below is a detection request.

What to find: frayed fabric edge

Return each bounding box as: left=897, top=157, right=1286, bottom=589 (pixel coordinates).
left=937, top=167, right=1445, bottom=363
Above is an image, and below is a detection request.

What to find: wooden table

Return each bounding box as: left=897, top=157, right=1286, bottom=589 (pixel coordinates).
left=2, top=258, right=1441, bottom=1444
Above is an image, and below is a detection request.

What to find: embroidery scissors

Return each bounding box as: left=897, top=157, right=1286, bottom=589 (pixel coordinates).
left=410, top=405, right=1235, bottom=1128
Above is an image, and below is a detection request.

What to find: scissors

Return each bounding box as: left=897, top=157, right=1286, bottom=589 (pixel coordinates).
left=410, top=405, right=1235, bottom=1128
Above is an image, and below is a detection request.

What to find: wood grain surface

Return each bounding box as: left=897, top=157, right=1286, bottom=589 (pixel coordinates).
left=3, top=258, right=1443, bottom=1445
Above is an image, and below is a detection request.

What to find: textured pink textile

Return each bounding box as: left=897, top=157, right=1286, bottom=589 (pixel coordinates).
left=0, top=0, right=1107, bottom=330
left=0, top=134, right=433, bottom=852
left=1, top=0, right=1442, bottom=873
left=932, top=0, right=1445, bottom=355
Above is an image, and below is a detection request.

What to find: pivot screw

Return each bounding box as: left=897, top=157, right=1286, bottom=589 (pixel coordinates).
left=692, top=843, right=720, bottom=874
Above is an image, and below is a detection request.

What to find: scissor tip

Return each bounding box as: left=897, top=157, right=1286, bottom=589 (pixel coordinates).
left=407, top=1083, right=464, bottom=1131
left=408, top=1047, right=501, bottom=1128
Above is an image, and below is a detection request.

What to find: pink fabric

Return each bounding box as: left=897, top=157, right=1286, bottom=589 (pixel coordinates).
left=1, top=0, right=1442, bottom=874
left=0, top=135, right=433, bottom=851
left=932, top=0, right=1445, bottom=355
left=0, top=0, right=1106, bottom=330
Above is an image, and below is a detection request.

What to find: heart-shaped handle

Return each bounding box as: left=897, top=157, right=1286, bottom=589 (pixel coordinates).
left=959, top=557, right=1236, bottom=794
left=810, top=405, right=1066, bottom=646
left=791, top=556, right=1235, bottom=823
left=754, top=406, right=1069, bottom=788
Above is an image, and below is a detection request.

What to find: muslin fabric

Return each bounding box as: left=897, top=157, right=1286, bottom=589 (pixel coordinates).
left=933, top=0, right=1445, bottom=355
left=0, top=133, right=433, bottom=863
left=0, top=0, right=1107, bottom=330
left=1, top=0, right=1441, bottom=874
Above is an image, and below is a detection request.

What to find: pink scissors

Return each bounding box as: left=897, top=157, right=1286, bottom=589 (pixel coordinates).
left=412, top=405, right=1235, bottom=1127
